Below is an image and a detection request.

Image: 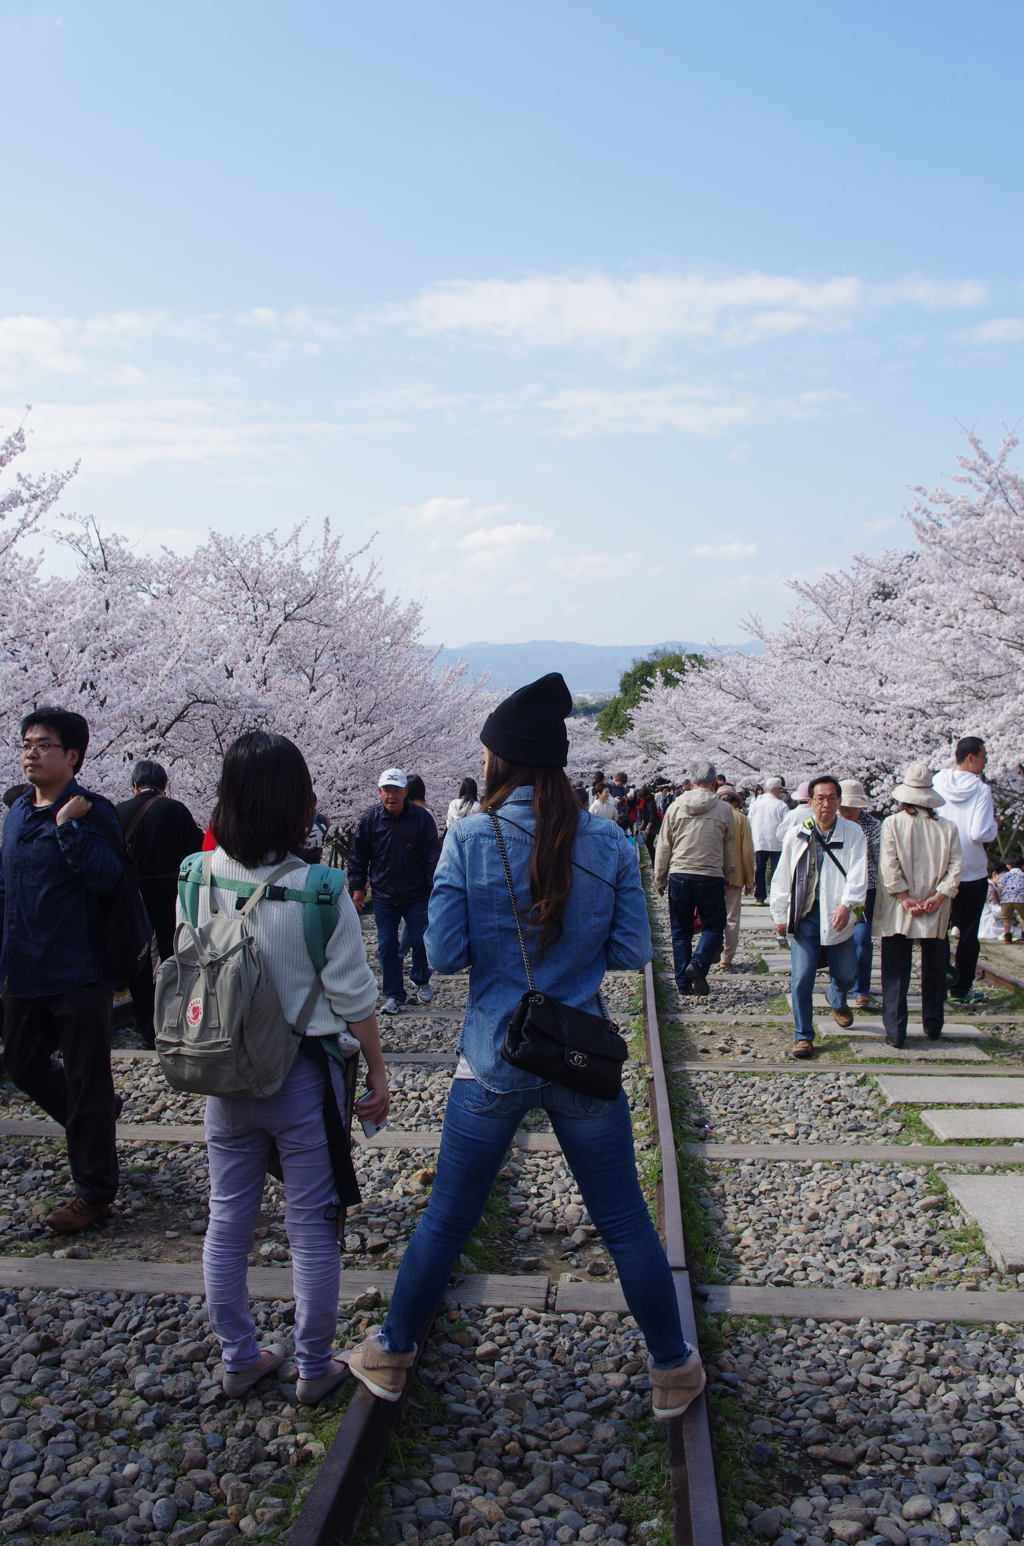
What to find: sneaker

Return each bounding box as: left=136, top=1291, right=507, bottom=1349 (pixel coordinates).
left=1005, top=935, right=1014, bottom=944
left=854, top=996, right=871, bottom=1010
left=45, top=1197, right=110, bottom=1234
left=650, top=1348, right=706, bottom=1420
left=381, top=998, right=404, bottom=1015
left=685, top=961, right=710, bottom=997
left=416, top=985, right=434, bottom=1005
left=342, top=1329, right=417, bottom=1403
left=223, top=1345, right=285, bottom=1397
left=295, top=1358, right=349, bottom=1406
left=792, top=1039, right=814, bottom=1060
left=832, top=1005, right=854, bottom=1029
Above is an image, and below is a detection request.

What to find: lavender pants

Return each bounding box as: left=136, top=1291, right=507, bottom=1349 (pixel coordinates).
left=203, top=1054, right=342, bottom=1379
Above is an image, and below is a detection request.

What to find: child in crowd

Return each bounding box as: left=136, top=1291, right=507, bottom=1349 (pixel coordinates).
left=995, top=853, right=1024, bottom=943
left=979, top=865, right=1007, bottom=940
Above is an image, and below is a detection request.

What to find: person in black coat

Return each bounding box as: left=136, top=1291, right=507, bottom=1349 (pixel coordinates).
left=116, top=760, right=204, bottom=1047
left=348, top=769, right=442, bottom=1014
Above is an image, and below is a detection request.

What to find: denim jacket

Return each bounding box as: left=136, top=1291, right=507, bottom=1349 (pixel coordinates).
left=425, top=787, right=653, bottom=1092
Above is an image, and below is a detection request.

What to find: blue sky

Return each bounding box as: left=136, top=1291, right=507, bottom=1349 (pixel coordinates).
left=2, top=1, right=1023, bottom=647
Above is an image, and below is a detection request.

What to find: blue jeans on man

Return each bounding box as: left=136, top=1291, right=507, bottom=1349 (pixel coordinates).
left=853, top=886, right=876, bottom=999
left=374, top=899, right=430, bottom=1005
left=667, top=873, right=726, bottom=991
left=789, top=903, right=857, bottom=1041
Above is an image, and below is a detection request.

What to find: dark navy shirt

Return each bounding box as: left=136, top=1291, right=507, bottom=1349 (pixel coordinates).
left=347, top=799, right=442, bottom=908
left=0, top=779, right=124, bottom=996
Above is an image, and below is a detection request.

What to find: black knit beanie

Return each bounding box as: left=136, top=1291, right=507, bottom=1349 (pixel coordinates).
left=480, top=672, right=573, bottom=768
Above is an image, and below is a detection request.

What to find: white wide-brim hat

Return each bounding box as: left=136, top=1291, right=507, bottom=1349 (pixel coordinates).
left=839, top=778, right=871, bottom=809
left=891, top=762, right=944, bottom=808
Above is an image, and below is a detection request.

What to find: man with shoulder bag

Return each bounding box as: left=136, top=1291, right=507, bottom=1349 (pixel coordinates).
left=348, top=769, right=442, bottom=1014
left=0, top=709, right=124, bottom=1232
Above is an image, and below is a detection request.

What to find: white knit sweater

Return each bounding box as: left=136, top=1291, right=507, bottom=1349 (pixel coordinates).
left=175, top=849, right=378, bottom=1052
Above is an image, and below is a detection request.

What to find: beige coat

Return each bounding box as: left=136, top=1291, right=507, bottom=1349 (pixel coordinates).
left=727, top=806, right=755, bottom=890
left=874, top=810, right=963, bottom=939
left=654, top=788, right=735, bottom=886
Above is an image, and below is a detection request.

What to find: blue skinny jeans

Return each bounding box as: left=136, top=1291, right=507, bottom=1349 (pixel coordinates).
left=789, top=904, right=858, bottom=1041
left=381, top=1078, right=690, bottom=1367
left=853, top=887, right=876, bottom=997
left=374, top=898, right=430, bottom=1003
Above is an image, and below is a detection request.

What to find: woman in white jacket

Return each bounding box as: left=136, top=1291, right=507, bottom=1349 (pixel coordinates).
left=875, top=764, right=962, bottom=1047
left=769, top=777, right=868, bottom=1059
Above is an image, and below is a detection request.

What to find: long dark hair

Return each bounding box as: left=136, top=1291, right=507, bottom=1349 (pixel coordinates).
left=211, top=730, right=316, bottom=867
left=481, top=754, right=581, bottom=952
left=459, top=776, right=478, bottom=802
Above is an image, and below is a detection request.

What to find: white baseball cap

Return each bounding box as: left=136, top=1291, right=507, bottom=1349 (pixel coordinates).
left=378, top=768, right=408, bottom=788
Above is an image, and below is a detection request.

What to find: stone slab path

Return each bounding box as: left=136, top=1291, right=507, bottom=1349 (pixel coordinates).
left=921, top=1107, right=1024, bottom=1141
left=944, top=1173, right=1024, bottom=1273
left=834, top=1020, right=987, bottom=1041
left=687, top=1138, right=1024, bottom=1164
left=853, top=1043, right=992, bottom=1062
left=875, top=1075, right=1024, bottom=1104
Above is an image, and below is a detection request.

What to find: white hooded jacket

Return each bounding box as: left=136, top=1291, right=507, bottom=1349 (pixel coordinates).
left=769, top=815, right=868, bottom=944
left=931, top=769, right=998, bottom=883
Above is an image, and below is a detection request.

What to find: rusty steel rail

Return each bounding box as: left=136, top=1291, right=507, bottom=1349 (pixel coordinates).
left=643, top=960, right=726, bottom=1546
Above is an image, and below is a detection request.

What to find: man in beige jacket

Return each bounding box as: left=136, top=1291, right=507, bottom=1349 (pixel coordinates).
left=717, top=785, right=755, bottom=969
left=655, top=761, right=735, bottom=997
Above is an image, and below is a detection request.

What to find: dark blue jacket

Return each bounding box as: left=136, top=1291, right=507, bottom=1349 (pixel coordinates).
left=0, top=779, right=124, bottom=996
left=347, top=799, right=441, bottom=908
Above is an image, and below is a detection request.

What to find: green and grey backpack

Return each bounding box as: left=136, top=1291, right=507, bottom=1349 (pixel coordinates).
left=154, top=852, right=347, bottom=1099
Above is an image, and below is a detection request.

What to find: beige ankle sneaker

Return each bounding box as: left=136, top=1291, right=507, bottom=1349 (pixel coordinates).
left=649, top=1348, right=707, bottom=1420
left=342, top=1329, right=417, bottom=1402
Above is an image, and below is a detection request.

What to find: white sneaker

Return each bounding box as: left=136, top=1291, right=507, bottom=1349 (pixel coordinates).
left=381, top=997, right=404, bottom=1015
left=417, top=985, right=434, bottom=1005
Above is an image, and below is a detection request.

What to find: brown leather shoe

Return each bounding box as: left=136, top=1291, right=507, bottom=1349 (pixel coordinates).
left=45, top=1197, right=110, bottom=1234
left=792, top=1039, right=815, bottom=1060
left=832, top=1005, right=854, bottom=1029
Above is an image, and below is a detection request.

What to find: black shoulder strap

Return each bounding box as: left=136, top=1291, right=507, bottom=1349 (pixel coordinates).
left=123, top=795, right=162, bottom=849
left=384, top=810, right=427, bottom=870
left=813, top=829, right=848, bottom=879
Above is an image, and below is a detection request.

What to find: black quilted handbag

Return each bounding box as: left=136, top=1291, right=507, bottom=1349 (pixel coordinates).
left=489, top=811, right=628, bottom=1101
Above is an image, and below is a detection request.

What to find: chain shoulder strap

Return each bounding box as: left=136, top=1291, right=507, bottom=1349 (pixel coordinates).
left=487, top=809, right=537, bottom=994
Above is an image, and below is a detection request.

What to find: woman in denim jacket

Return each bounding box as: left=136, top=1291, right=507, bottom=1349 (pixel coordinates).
left=344, top=674, right=705, bottom=1421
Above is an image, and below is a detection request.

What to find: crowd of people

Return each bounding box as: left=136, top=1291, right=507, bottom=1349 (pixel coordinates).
left=0, top=688, right=1017, bottom=1411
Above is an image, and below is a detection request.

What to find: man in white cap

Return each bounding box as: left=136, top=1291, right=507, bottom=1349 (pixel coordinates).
left=747, top=777, right=787, bottom=905
left=348, top=769, right=442, bottom=1014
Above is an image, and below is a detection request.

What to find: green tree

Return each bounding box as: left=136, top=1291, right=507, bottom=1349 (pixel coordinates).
left=596, top=649, right=704, bottom=740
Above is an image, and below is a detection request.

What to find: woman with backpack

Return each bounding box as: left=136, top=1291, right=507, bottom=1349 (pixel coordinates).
left=341, top=674, right=706, bottom=1421
left=187, top=731, right=389, bottom=1405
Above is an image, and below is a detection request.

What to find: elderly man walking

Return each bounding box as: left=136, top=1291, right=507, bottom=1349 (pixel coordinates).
left=934, top=737, right=999, bottom=1004
left=770, top=776, right=868, bottom=1058
left=654, top=761, right=734, bottom=997
left=717, top=785, right=754, bottom=970
left=747, top=778, right=787, bottom=905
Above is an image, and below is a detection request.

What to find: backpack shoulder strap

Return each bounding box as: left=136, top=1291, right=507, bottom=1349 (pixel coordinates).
left=300, top=864, right=345, bottom=973
left=177, top=852, right=206, bottom=927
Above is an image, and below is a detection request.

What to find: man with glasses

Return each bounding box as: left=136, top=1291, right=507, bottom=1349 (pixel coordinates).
left=769, top=775, right=868, bottom=1059
left=0, top=709, right=124, bottom=1231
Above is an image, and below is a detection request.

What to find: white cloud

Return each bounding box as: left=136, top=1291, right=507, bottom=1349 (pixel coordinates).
left=962, top=318, right=1024, bottom=344
left=452, top=523, right=554, bottom=571
left=546, top=551, right=637, bottom=582
left=534, top=384, right=848, bottom=437
left=380, top=269, right=988, bottom=351
left=690, top=540, right=758, bottom=559
left=395, top=495, right=508, bottom=530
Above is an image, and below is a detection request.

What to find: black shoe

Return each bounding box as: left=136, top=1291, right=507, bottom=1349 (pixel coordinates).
left=885, top=1034, right=906, bottom=1048
left=924, top=1029, right=942, bottom=1041
left=685, top=962, right=710, bottom=997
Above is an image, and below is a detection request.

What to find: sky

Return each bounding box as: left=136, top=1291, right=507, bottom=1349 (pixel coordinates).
left=2, top=1, right=1023, bottom=648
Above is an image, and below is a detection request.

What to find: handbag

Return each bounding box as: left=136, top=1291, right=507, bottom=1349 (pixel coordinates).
left=488, top=810, right=628, bottom=1101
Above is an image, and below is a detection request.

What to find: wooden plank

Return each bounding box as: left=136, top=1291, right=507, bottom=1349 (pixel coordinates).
left=0, top=1120, right=558, bottom=1153
left=645, top=962, right=687, bottom=1270
left=667, top=1061, right=1024, bottom=1076
left=687, top=1141, right=1024, bottom=1165
left=0, top=1256, right=548, bottom=1309
left=703, top=1284, right=1024, bottom=1323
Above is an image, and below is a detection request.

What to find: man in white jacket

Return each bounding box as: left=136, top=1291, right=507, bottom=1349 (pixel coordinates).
left=747, top=778, right=787, bottom=905
left=933, top=737, right=999, bottom=1003
left=770, top=776, right=868, bottom=1059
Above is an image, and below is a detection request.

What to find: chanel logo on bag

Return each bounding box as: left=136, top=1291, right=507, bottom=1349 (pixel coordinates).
left=568, top=1051, right=588, bottom=1069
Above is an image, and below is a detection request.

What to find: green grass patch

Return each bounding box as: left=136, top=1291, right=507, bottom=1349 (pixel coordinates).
left=766, top=995, right=790, bottom=1016
left=620, top=1416, right=672, bottom=1546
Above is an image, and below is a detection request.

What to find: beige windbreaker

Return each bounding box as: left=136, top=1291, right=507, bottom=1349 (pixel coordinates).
left=874, top=810, right=963, bottom=938
left=728, top=807, right=755, bottom=890
left=654, top=788, right=735, bottom=885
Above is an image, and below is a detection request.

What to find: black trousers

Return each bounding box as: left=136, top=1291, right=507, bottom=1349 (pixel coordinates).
left=754, top=850, right=778, bottom=902
left=127, top=878, right=177, bottom=1039
left=881, top=934, right=947, bottom=1043
left=3, top=983, right=118, bottom=1203
left=946, top=876, right=988, bottom=999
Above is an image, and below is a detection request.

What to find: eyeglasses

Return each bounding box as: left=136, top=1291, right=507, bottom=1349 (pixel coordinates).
left=19, top=740, right=63, bottom=753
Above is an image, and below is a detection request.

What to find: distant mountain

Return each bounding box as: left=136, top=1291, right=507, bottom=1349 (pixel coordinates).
left=431, top=639, right=755, bottom=694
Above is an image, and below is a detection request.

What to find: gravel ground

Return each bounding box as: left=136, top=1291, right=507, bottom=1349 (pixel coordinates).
left=376, top=1299, right=661, bottom=1546
left=715, top=1314, right=1024, bottom=1546
left=677, top=1072, right=901, bottom=1144
left=0, top=1284, right=350, bottom=1546
left=702, top=1160, right=1024, bottom=1293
